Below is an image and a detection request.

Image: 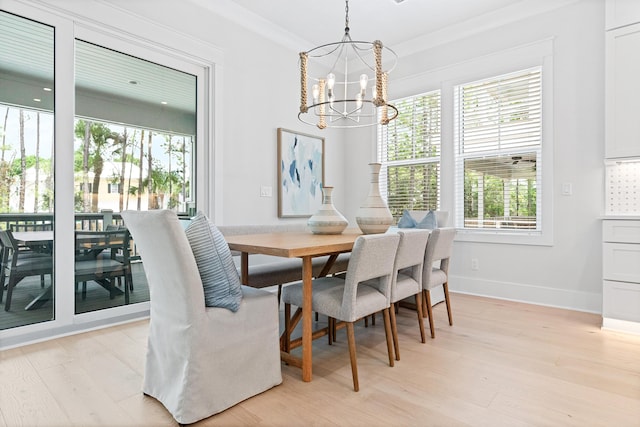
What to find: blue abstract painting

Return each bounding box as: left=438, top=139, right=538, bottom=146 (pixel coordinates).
left=278, top=128, right=324, bottom=217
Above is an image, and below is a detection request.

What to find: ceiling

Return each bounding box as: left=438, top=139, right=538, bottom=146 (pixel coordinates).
left=190, top=0, right=577, bottom=56
left=0, top=0, right=576, bottom=116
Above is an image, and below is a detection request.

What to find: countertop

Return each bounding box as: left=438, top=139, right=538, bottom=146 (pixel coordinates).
left=601, top=215, right=640, bottom=220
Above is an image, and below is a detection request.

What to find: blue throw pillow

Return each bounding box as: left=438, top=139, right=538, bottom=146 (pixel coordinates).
left=397, top=209, right=417, bottom=228
left=416, top=210, right=437, bottom=229
left=185, top=211, right=243, bottom=312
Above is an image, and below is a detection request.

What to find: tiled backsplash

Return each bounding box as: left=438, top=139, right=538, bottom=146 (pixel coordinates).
left=606, top=160, right=640, bottom=214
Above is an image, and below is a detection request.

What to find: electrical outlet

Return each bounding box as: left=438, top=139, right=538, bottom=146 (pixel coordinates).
left=471, top=258, right=479, bottom=271
left=260, top=186, right=272, bottom=197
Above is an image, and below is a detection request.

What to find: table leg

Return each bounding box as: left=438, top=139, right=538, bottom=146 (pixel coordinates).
left=240, top=252, right=249, bottom=285
left=301, top=255, right=313, bottom=382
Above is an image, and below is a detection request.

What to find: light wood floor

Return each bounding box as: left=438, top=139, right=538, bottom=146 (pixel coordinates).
left=1, top=293, right=639, bottom=426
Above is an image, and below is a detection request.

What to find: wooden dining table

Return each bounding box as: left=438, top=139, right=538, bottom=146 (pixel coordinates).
left=225, top=229, right=361, bottom=382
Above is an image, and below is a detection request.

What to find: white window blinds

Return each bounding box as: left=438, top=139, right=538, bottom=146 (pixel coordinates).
left=455, top=68, right=542, bottom=231
left=378, top=91, right=441, bottom=220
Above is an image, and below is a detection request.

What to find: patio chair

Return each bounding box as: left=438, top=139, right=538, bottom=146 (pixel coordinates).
left=74, top=229, right=132, bottom=304
left=0, top=230, right=53, bottom=311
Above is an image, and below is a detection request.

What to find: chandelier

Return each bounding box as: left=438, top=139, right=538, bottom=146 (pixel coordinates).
left=298, top=0, right=398, bottom=129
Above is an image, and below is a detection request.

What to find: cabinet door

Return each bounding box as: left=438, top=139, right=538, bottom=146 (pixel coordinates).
left=603, top=242, right=640, bottom=282
left=603, top=280, right=640, bottom=322
left=606, top=0, right=640, bottom=30
left=606, top=23, right=640, bottom=159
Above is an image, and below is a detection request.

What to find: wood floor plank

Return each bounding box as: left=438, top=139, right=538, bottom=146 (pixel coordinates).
left=0, top=347, right=72, bottom=426
left=1, top=293, right=639, bottom=426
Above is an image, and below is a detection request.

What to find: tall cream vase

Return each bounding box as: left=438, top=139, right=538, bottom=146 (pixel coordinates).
left=307, top=186, right=349, bottom=234
left=356, top=162, right=393, bottom=234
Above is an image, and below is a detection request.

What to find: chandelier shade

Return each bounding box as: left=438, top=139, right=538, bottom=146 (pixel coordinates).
left=298, top=1, right=398, bottom=129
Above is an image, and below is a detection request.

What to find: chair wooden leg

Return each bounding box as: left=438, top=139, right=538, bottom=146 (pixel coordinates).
left=389, top=303, right=400, bottom=361
left=382, top=308, right=395, bottom=368
left=424, top=289, right=435, bottom=338
left=371, top=313, right=376, bottom=326
left=444, top=282, right=453, bottom=326
left=284, top=302, right=291, bottom=353
left=346, top=322, right=359, bottom=392
left=415, top=292, right=426, bottom=343
left=328, top=317, right=333, bottom=345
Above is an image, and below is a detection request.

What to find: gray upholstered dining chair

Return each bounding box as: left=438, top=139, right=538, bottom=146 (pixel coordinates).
left=281, top=233, right=400, bottom=392
left=387, top=229, right=430, bottom=360
left=421, top=227, right=456, bottom=338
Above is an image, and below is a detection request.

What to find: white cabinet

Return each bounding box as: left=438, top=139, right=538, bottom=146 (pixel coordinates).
left=606, top=0, right=640, bottom=30
left=605, top=23, right=640, bottom=159
left=602, top=219, right=640, bottom=332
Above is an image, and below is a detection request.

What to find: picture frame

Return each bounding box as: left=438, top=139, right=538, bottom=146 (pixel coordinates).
left=277, top=128, right=325, bottom=218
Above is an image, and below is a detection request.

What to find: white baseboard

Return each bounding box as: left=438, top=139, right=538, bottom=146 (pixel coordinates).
left=602, top=317, right=640, bottom=336
left=449, top=274, right=602, bottom=313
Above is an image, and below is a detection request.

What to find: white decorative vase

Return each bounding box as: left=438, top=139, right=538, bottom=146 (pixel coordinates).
left=356, top=162, right=393, bottom=234
left=307, top=186, right=348, bottom=235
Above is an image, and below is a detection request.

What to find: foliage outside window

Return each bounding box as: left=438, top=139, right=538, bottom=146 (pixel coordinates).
left=378, top=91, right=441, bottom=221
left=456, top=68, right=542, bottom=231
left=0, top=107, right=54, bottom=214
left=73, top=119, right=193, bottom=213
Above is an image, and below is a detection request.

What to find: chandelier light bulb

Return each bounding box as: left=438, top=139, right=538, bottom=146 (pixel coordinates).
left=327, top=73, right=336, bottom=89
left=312, top=84, right=320, bottom=102
left=359, top=74, right=368, bottom=90
left=356, top=92, right=363, bottom=109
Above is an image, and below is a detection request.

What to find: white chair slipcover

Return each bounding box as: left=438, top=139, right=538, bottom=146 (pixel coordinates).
left=121, top=210, right=282, bottom=424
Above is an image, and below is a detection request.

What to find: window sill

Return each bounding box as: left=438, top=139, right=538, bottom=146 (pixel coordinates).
left=454, top=228, right=553, bottom=246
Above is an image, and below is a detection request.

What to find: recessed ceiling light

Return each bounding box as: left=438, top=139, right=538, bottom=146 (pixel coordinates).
left=33, top=98, right=41, bottom=102
left=393, top=0, right=406, bottom=3
left=43, top=87, right=52, bottom=92
left=161, top=101, right=168, bottom=105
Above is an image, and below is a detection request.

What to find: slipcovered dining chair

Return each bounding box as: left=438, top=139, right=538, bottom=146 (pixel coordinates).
left=385, top=229, right=430, bottom=360
left=422, top=227, right=456, bottom=338
left=282, top=233, right=400, bottom=392
left=120, top=210, right=282, bottom=425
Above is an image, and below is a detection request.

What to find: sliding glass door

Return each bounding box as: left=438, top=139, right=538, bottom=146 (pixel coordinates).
left=0, top=11, right=55, bottom=330
left=73, top=40, right=196, bottom=315
left=0, top=3, right=208, bottom=339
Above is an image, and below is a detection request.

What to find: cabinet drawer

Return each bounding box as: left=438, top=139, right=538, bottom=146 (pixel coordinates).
left=603, top=242, right=640, bottom=282
left=603, top=220, right=640, bottom=243
left=603, top=280, right=640, bottom=322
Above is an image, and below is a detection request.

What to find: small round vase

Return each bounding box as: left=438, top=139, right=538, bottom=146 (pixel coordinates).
left=356, top=162, right=393, bottom=234
left=307, top=186, right=348, bottom=235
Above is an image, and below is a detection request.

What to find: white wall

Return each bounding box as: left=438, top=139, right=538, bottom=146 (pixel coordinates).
left=346, top=0, right=606, bottom=313
left=31, top=0, right=605, bottom=313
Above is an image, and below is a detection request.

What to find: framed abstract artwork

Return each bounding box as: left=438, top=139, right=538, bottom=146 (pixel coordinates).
left=277, top=128, right=325, bottom=218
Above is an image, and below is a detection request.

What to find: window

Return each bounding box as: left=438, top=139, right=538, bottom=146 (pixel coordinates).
left=107, top=183, right=119, bottom=194
left=455, top=68, right=542, bottom=232
left=378, top=91, right=441, bottom=220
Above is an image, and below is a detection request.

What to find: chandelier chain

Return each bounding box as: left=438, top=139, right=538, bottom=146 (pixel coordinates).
left=344, top=0, right=350, bottom=34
